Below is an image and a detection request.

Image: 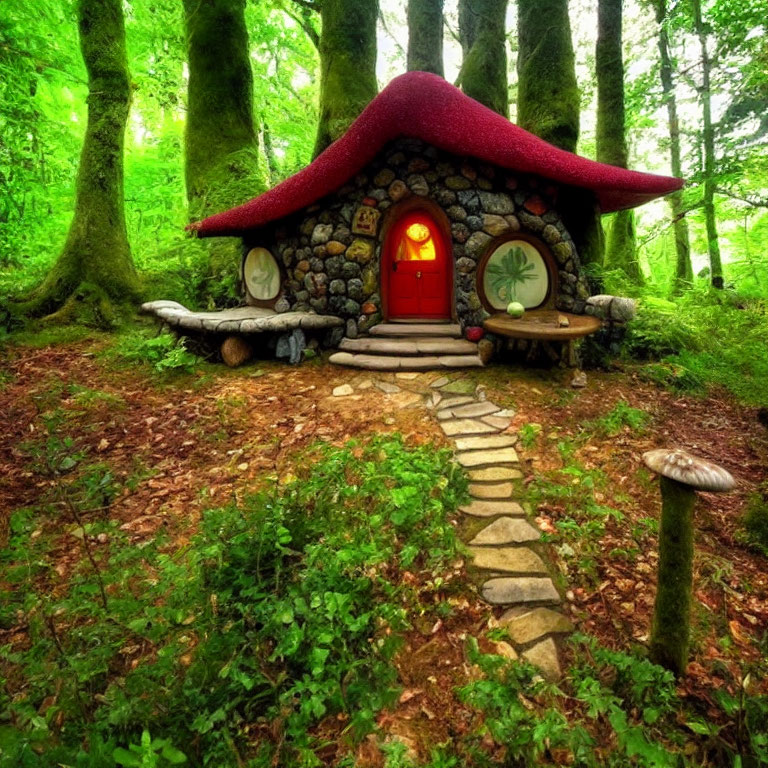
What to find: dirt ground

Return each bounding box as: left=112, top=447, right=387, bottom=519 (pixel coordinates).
left=1, top=338, right=766, bottom=763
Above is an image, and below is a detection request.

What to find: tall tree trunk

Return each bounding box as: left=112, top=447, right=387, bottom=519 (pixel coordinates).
left=692, top=0, right=723, bottom=288
left=518, top=0, right=603, bottom=272
left=408, top=0, right=444, bottom=76
left=183, top=0, right=264, bottom=301
left=654, top=0, right=693, bottom=293
left=313, top=0, right=378, bottom=158
left=457, top=0, right=508, bottom=117
left=183, top=0, right=261, bottom=217
left=10, top=0, right=139, bottom=325
left=596, top=0, right=643, bottom=284
left=517, top=0, right=578, bottom=152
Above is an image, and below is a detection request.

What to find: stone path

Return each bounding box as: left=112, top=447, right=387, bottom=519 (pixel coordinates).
left=333, top=371, right=574, bottom=681
left=426, top=375, right=572, bottom=680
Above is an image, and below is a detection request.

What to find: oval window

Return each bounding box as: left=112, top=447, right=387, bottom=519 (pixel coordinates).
left=481, top=239, right=550, bottom=310
left=243, top=247, right=280, bottom=301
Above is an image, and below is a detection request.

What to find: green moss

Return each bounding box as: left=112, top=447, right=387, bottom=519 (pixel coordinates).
left=649, top=476, right=695, bottom=677
left=458, top=0, right=508, bottom=117
left=313, top=0, right=378, bottom=157
left=407, top=0, right=444, bottom=76
left=605, top=209, right=643, bottom=284
left=183, top=0, right=264, bottom=214
left=596, top=0, right=627, bottom=168
left=517, top=0, right=579, bottom=152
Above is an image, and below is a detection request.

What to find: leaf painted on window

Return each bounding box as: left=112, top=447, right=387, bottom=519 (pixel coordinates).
left=486, top=245, right=539, bottom=302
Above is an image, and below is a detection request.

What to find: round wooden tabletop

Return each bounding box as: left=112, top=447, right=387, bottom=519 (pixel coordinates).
left=483, top=310, right=602, bottom=341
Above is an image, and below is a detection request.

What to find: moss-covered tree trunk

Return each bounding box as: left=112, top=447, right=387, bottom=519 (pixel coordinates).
left=313, top=0, right=378, bottom=158
left=408, top=0, right=444, bottom=76
left=183, top=0, right=264, bottom=301
left=692, top=0, right=723, bottom=289
left=649, top=476, right=695, bottom=677
left=457, top=0, right=508, bottom=117
left=654, top=0, right=692, bottom=293
left=183, top=0, right=261, bottom=217
left=10, top=0, right=139, bottom=325
left=518, top=0, right=603, bottom=271
left=517, top=0, right=578, bottom=152
left=596, top=0, right=643, bottom=284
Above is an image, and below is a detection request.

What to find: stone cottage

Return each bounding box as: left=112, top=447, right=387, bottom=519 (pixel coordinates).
left=156, top=72, right=682, bottom=370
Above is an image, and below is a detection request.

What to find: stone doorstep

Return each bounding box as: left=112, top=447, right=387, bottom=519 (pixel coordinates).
left=499, top=607, right=574, bottom=646
left=456, top=447, right=520, bottom=467
left=339, top=336, right=478, bottom=356
left=467, top=466, right=523, bottom=482
left=469, top=482, right=515, bottom=500
left=454, top=434, right=517, bottom=451
left=460, top=500, right=525, bottom=518
left=441, top=419, right=498, bottom=437
left=468, top=546, right=547, bottom=575
left=329, top=352, right=483, bottom=371
left=369, top=323, right=462, bottom=338
left=437, top=401, right=499, bottom=420
left=468, top=517, right=540, bottom=545
left=481, top=577, right=561, bottom=606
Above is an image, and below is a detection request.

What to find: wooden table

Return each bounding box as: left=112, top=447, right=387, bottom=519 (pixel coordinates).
left=483, top=310, right=601, bottom=341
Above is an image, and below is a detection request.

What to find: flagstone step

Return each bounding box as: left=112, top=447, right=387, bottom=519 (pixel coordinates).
left=369, top=323, right=463, bottom=338
left=468, top=517, right=540, bottom=545
left=437, top=401, right=499, bottom=420
left=460, top=499, right=525, bottom=517
left=430, top=394, right=475, bottom=410
left=469, top=546, right=547, bottom=574
left=339, top=336, right=478, bottom=355
left=441, top=419, right=498, bottom=437
left=499, top=607, right=574, bottom=645
left=468, top=466, right=523, bottom=482
left=329, top=351, right=483, bottom=371
left=481, top=577, right=560, bottom=606
left=456, top=447, right=519, bottom=467
left=455, top=435, right=517, bottom=452
left=469, top=482, right=515, bottom=499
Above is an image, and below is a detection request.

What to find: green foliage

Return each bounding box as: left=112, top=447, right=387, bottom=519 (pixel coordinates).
left=585, top=399, right=651, bottom=437
left=0, top=435, right=467, bottom=767
left=623, top=287, right=768, bottom=406
left=112, top=331, right=201, bottom=373
left=741, top=490, right=768, bottom=556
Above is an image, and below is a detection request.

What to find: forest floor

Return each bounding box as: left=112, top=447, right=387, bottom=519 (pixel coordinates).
left=1, top=329, right=767, bottom=765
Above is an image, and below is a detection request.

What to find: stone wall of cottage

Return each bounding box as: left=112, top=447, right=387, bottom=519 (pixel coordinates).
left=243, top=138, right=591, bottom=345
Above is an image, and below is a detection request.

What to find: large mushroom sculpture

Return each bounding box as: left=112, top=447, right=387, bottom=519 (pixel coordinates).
left=642, top=448, right=736, bottom=677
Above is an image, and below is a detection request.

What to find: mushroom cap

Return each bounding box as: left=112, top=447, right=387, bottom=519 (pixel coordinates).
left=642, top=449, right=736, bottom=492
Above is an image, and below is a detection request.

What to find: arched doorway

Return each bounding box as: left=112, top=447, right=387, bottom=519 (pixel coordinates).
left=382, top=207, right=452, bottom=320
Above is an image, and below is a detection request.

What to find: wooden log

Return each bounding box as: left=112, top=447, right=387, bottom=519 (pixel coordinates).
left=221, top=336, right=253, bottom=367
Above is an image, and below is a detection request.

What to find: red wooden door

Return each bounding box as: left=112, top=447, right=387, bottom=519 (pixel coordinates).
left=385, top=211, right=451, bottom=319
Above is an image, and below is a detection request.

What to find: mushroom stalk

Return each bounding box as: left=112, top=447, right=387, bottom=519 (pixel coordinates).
left=649, top=475, right=696, bottom=676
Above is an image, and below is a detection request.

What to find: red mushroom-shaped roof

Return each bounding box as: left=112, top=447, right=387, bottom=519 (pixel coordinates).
left=192, top=71, right=683, bottom=238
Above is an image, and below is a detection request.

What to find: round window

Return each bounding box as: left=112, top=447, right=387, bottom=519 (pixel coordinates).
left=480, top=238, right=551, bottom=311
left=243, top=247, right=280, bottom=301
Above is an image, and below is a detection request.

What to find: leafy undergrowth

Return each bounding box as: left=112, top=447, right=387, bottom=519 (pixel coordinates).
left=1, top=435, right=470, bottom=766
left=2, top=336, right=768, bottom=766
left=621, top=287, right=768, bottom=408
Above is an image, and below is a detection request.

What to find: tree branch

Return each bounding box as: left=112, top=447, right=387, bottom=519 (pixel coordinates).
left=715, top=187, right=768, bottom=209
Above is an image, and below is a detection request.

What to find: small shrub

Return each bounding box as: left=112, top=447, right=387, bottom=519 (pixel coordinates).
left=742, top=491, right=768, bottom=556
left=113, top=331, right=201, bottom=373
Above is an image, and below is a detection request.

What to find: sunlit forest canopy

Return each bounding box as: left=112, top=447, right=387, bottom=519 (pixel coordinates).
left=1, top=0, right=766, bottom=307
